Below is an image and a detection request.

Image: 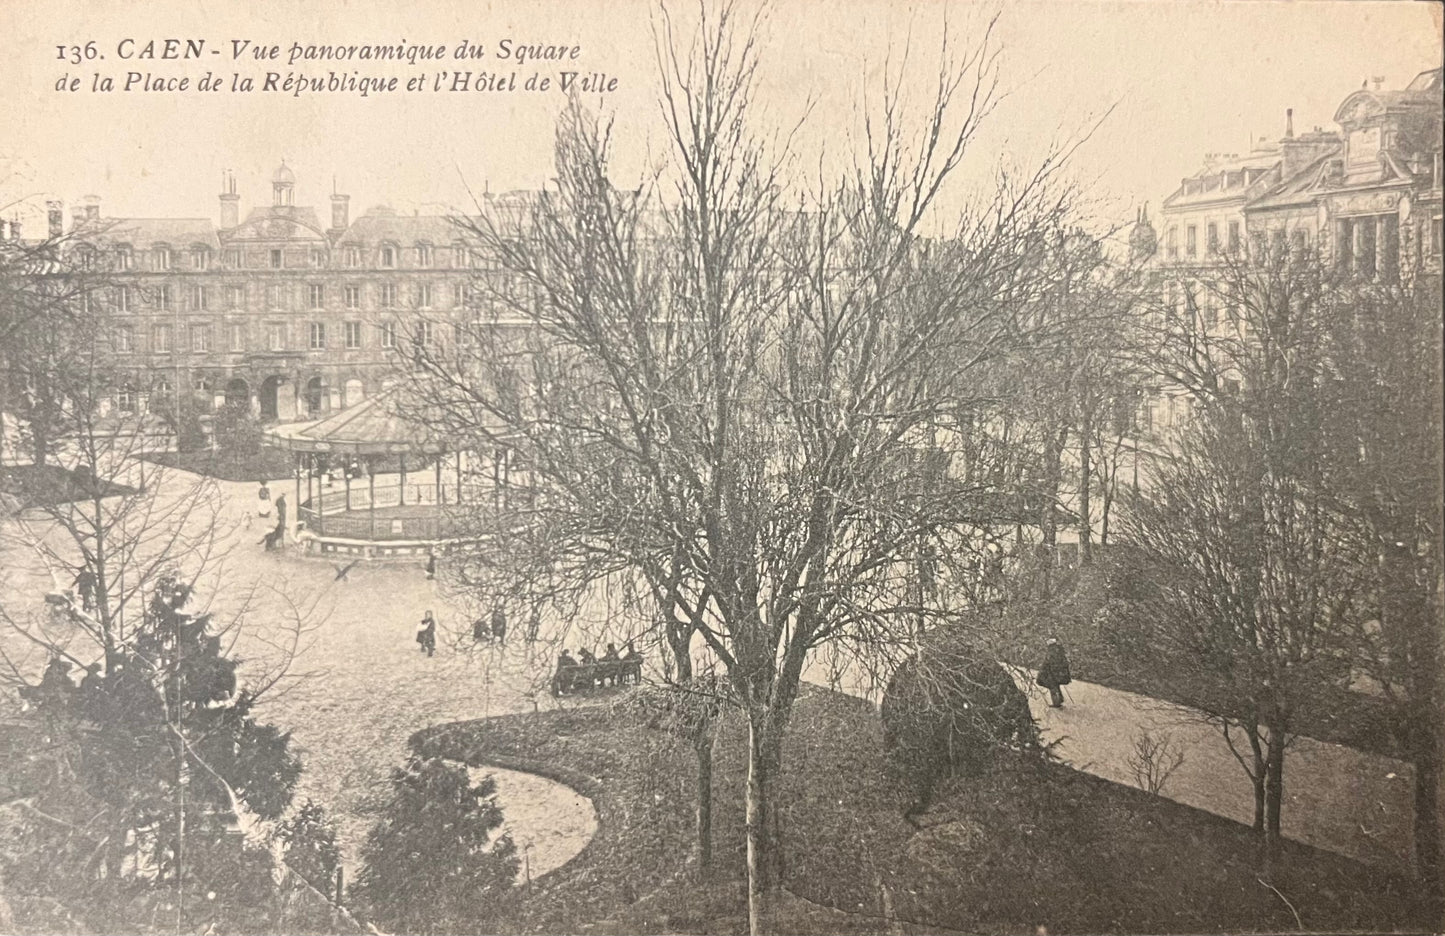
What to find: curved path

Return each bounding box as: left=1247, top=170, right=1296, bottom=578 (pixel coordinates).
left=466, top=765, right=598, bottom=883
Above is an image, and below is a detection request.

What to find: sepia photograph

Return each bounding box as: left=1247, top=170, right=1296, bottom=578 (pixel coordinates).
left=1, top=1, right=1442, bottom=933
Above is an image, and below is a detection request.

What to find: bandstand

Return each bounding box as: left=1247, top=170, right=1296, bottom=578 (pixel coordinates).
left=262, top=394, right=501, bottom=560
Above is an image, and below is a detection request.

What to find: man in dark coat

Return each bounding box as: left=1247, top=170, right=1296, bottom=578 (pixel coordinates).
left=1037, top=637, right=1072, bottom=708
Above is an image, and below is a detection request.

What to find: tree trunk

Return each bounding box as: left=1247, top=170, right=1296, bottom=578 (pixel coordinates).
left=1079, top=411, right=1093, bottom=564
left=745, top=714, right=771, bottom=936
left=1246, top=724, right=1266, bottom=834
left=1263, top=721, right=1287, bottom=869
left=694, top=731, right=713, bottom=872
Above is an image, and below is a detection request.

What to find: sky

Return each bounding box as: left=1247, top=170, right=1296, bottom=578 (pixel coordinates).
left=1, top=0, right=1440, bottom=235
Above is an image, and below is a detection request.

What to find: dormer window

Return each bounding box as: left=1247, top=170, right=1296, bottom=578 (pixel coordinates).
left=344, top=245, right=360, bottom=267
left=453, top=242, right=470, bottom=267
left=191, top=245, right=211, bottom=270
left=115, top=244, right=133, bottom=270
left=153, top=245, right=172, bottom=271
left=311, top=248, right=328, bottom=268
left=381, top=244, right=397, bottom=268
left=416, top=242, right=433, bottom=267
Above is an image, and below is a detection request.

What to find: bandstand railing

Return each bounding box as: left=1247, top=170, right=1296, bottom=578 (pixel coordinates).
left=297, top=482, right=532, bottom=542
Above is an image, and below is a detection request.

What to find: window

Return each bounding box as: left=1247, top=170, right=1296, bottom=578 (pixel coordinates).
left=270, top=249, right=283, bottom=269
left=416, top=243, right=433, bottom=267
left=381, top=244, right=397, bottom=268
left=152, top=324, right=173, bottom=353
left=1227, top=220, right=1241, bottom=254
left=77, top=247, right=96, bottom=271
left=114, top=285, right=131, bottom=313
left=268, top=323, right=286, bottom=351
left=379, top=283, right=397, bottom=308
left=191, top=285, right=208, bottom=311
left=380, top=321, right=396, bottom=348
left=190, top=324, right=211, bottom=352
left=226, top=284, right=245, bottom=308
left=344, top=285, right=360, bottom=309
left=308, top=322, right=326, bottom=350
left=1206, top=222, right=1219, bottom=255
left=113, top=325, right=134, bottom=352
left=1292, top=229, right=1308, bottom=256
left=453, top=242, right=470, bottom=267
left=157, top=285, right=173, bottom=311
left=453, top=282, right=467, bottom=308
left=191, top=247, right=210, bottom=270
left=1166, top=227, right=1178, bottom=260
left=229, top=323, right=245, bottom=351
left=224, top=248, right=242, bottom=268
left=117, top=388, right=136, bottom=413
left=417, top=321, right=434, bottom=346
left=309, top=284, right=325, bottom=309
left=154, top=246, right=172, bottom=270
left=311, top=248, right=327, bottom=268
left=1271, top=228, right=1287, bottom=258
left=344, top=245, right=360, bottom=268
left=417, top=283, right=433, bottom=308
left=267, top=284, right=285, bottom=309
left=1432, top=215, right=1443, bottom=257
left=148, top=377, right=173, bottom=413
left=115, top=245, right=133, bottom=270
left=344, top=321, right=362, bottom=349
left=1185, top=225, right=1197, bottom=258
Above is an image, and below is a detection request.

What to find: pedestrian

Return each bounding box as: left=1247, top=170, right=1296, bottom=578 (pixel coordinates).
left=256, top=481, right=272, bottom=524
left=275, top=494, right=288, bottom=536
left=425, top=553, right=436, bottom=580
left=74, top=566, right=97, bottom=612
left=1037, top=637, right=1072, bottom=708
left=490, top=606, right=507, bottom=644
left=417, top=610, right=437, bottom=657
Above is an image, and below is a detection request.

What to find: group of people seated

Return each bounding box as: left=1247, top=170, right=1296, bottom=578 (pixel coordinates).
left=552, top=641, right=644, bottom=695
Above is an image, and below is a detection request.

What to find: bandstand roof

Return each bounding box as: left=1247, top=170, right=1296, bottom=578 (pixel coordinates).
left=262, top=392, right=446, bottom=456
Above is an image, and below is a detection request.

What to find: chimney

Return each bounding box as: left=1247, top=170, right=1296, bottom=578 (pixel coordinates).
left=47, top=200, right=64, bottom=238
left=1285, top=108, right=1294, bottom=138
left=331, top=191, right=350, bottom=231
left=220, top=172, right=240, bottom=229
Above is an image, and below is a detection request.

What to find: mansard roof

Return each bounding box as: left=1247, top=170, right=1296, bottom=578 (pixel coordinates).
left=82, top=217, right=221, bottom=249
left=339, top=207, right=460, bottom=245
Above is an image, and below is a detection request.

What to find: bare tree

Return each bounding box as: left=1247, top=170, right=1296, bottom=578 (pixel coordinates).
left=399, top=5, right=1085, bottom=930
left=1124, top=247, right=1372, bottom=867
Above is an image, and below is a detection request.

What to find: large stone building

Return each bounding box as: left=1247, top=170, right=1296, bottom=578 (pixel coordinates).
left=1153, top=67, right=1442, bottom=282
left=58, top=163, right=494, bottom=424
left=1133, top=67, right=1442, bottom=437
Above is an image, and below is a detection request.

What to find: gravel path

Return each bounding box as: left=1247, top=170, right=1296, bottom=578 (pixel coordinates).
left=1, top=469, right=602, bottom=882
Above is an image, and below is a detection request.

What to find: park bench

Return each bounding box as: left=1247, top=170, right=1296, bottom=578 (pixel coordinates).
left=551, top=656, right=643, bottom=696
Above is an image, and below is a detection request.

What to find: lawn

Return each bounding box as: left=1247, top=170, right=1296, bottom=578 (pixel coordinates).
left=0, top=463, right=137, bottom=509
left=144, top=445, right=296, bottom=483
left=414, top=686, right=1435, bottom=935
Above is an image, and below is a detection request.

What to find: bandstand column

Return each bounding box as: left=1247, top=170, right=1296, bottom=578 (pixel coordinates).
left=294, top=457, right=302, bottom=529
left=399, top=453, right=407, bottom=506
left=456, top=451, right=463, bottom=504
left=345, top=459, right=352, bottom=510
left=369, top=462, right=376, bottom=540
left=435, top=457, right=444, bottom=505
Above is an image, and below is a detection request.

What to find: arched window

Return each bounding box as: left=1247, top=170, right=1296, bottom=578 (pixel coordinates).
left=416, top=242, right=433, bottom=267
left=153, top=244, right=172, bottom=271
left=380, top=243, right=398, bottom=268
left=190, top=244, right=211, bottom=270
left=115, top=243, right=133, bottom=270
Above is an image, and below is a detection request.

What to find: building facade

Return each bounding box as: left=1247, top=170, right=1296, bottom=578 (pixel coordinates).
left=1134, top=67, right=1442, bottom=437
left=59, top=163, right=493, bottom=425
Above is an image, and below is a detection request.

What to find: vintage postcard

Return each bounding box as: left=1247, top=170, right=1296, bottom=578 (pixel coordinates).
left=1, top=1, right=1442, bottom=933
